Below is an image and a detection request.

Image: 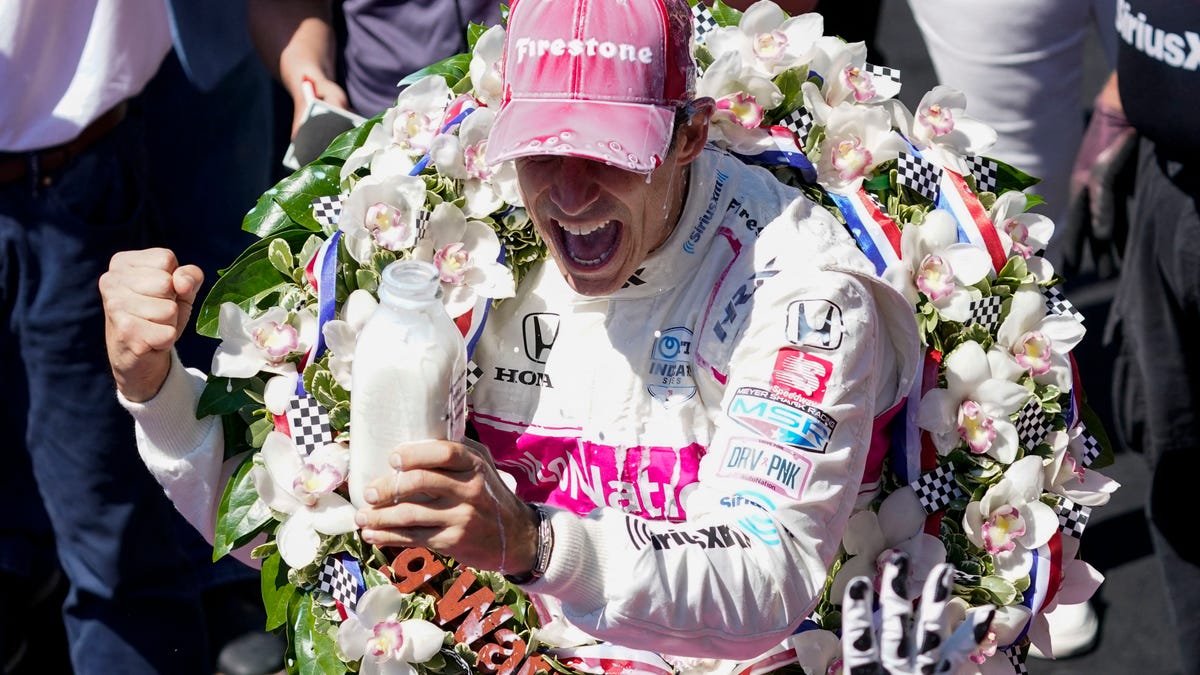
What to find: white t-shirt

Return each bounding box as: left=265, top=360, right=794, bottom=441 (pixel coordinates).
left=0, top=0, right=171, bottom=151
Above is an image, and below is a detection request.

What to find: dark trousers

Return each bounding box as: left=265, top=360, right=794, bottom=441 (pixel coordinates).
left=0, top=106, right=212, bottom=674
left=1112, top=139, right=1200, bottom=675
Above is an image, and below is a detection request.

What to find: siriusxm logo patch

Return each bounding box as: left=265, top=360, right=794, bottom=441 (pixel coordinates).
left=716, top=437, right=813, bottom=500
left=727, top=387, right=837, bottom=452
left=719, top=489, right=782, bottom=546
left=647, top=326, right=696, bottom=407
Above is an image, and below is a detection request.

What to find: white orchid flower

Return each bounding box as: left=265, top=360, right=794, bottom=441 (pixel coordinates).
left=1040, top=428, right=1120, bottom=507
left=945, top=599, right=1031, bottom=674
left=251, top=431, right=358, bottom=569
left=339, top=173, right=429, bottom=263
left=988, top=285, right=1085, bottom=392
left=429, top=107, right=522, bottom=218
left=264, top=371, right=300, bottom=416
left=962, top=456, right=1058, bottom=580
left=336, top=585, right=445, bottom=675
left=987, top=191, right=1056, bottom=283
left=830, top=487, right=946, bottom=601
left=813, top=103, right=906, bottom=194
left=695, top=51, right=783, bottom=154
left=806, top=36, right=901, bottom=108
left=790, top=628, right=842, bottom=675
left=322, top=289, right=380, bottom=391
left=340, top=76, right=452, bottom=183
left=884, top=210, right=991, bottom=322
left=918, top=341, right=1031, bottom=463
left=468, top=25, right=505, bottom=107
left=703, top=1, right=823, bottom=78
left=412, top=202, right=515, bottom=318
left=211, top=304, right=315, bottom=379
left=901, top=86, right=997, bottom=174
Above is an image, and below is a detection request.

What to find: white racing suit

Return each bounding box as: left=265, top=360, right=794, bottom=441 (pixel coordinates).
left=121, top=146, right=920, bottom=667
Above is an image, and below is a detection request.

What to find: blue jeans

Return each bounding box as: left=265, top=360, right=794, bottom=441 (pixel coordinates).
left=0, top=106, right=211, bottom=674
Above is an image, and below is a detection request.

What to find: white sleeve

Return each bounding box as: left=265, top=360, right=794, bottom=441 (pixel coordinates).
left=527, top=265, right=919, bottom=659
left=117, top=350, right=262, bottom=569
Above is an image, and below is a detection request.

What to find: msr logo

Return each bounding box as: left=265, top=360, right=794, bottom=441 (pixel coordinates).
left=727, top=386, right=837, bottom=453
left=522, top=313, right=559, bottom=364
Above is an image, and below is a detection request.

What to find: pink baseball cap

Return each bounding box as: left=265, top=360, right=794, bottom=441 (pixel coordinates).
left=486, top=0, right=696, bottom=173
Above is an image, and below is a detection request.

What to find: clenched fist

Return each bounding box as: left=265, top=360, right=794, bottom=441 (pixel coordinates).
left=99, top=248, right=203, bottom=402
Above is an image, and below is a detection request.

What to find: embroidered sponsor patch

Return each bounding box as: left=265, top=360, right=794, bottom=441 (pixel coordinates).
left=726, top=386, right=837, bottom=453
left=770, top=348, right=833, bottom=403
left=646, top=326, right=696, bottom=407
left=719, top=489, right=782, bottom=546
left=785, top=299, right=844, bottom=350
left=625, top=517, right=753, bottom=551
left=716, top=436, right=814, bottom=500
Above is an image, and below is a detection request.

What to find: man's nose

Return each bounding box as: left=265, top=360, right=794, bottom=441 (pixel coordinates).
left=548, top=159, right=601, bottom=216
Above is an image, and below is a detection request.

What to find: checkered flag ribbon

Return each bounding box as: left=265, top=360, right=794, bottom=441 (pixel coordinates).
left=316, top=554, right=363, bottom=612
left=1043, top=286, right=1085, bottom=323
left=896, top=152, right=941, bottom=202
left=621, top=267, right=648, bottom=289
left=1014, top=398, right=1053, bottom=450
left=1079, top=426, right=1102, bottom=467
left=466, top=359, right=485, bottom=391
left=691, top=3, right=719, bottom=43
left=778, top=108, right=815, bottom=147
left=1054, top=495, right=1092, bottom=539
left=965, top=155, right=1000, bottom=194
left=415, top=209, right=432, bottom=240
left=311, top=195, right=343, bottom=229
left=1002, top=646, right=1028, bottom=675
left=911, top=464, right=965, bottom=514
left=966, top=295, right=1004, bottom=331
left=864, top=63, right=901, bottom=88
left=287, top=395, right=332, bottom=457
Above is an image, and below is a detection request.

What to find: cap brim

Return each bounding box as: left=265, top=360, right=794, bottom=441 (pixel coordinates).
left=487, top=99, right=675, bottom=173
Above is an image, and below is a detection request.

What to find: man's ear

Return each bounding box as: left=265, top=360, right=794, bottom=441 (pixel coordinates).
left=675, top=97, right=716, bottom=166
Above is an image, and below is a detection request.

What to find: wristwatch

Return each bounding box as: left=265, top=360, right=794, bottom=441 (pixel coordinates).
left=504, top=503, right=554, bottom=585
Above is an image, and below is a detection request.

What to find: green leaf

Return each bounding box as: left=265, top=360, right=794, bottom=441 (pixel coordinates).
left=466, top=22, right=490, bottom=51
left=990, top=157, right=1042, bottom=193
left=248, top=415, right=275, bottom=448
left=213, top=455, right=272, bottom=560
left=197, top=376, right=264, bottom=418
left=709, top=0, right=744, bottom=27
left=294, top=595, right=344, bottom=675
left=978, top=575, right=1018, bottom=606
left=242, top=190, right=295, bottom=239
left=398, top=53, right=472, bottom=89
left=261, top=551, right=298, bottom=631
left=319, top=117, right=382, bottom=163
left=270, top=164, right=343, bottom=233
left=268, top=237, right=296, bottom=275
left=765, top=67, right=807, bottom=125
left=197, top=228, right=315, bottom=337
left=862, top=174, right=891, bottom=193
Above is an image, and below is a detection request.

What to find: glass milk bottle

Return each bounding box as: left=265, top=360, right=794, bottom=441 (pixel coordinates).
left=348, top=260, right=467, bottom=508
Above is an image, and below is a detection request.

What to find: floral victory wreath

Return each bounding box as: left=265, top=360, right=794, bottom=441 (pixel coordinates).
left=199, top=2, right=1117, bottom=674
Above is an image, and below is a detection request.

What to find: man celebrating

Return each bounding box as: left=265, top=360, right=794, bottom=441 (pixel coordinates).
left=101, top=0, right=922, bottom=663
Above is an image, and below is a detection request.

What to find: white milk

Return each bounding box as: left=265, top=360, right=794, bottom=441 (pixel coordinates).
left=348, top=260, right=467, bottom=508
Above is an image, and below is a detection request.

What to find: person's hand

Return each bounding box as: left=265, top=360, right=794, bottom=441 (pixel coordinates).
left=1063, top=73, right=1137, bottom=277
left=99, top=249, right=203, bottom=402
left=354, top=439, right=540, bottom=576
left=284, top=72, right=350, bottom=137
left=840, top=554, right=995, bottom=674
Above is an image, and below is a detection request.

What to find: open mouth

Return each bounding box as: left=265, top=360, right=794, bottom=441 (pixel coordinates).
left=555, top=219, right=621, bottom=268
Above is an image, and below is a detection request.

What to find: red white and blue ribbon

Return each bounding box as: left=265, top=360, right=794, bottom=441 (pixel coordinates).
left=550, top=644, right=675, bottom=675
left=1004, top=531, right=1064, bottom=649
left=296, top=230, right=342, bottom=395
left=936, top=169, right=1008, bottom=273
left=829, top=189, right=903, bottom=276
left=735, top=126, right=818, bottom=184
